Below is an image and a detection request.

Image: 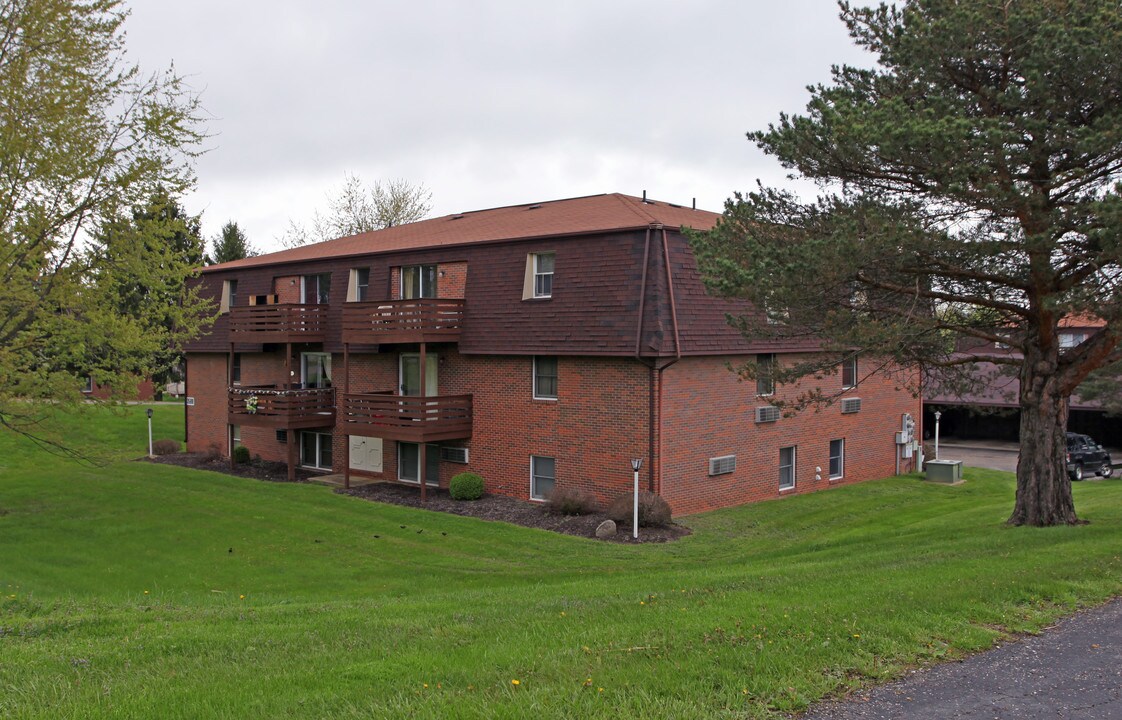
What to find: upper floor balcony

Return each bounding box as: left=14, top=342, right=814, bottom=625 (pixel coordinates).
left=342, top=391, right=473, bottom=442
left=228, top=385, right=336, bottom=429
left=229, top=304, right=328, bottom=344
left=341, top=298, right=464, bottom=344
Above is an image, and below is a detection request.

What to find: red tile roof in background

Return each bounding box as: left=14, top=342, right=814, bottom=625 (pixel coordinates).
left=204, top=193, right=722, bottom=273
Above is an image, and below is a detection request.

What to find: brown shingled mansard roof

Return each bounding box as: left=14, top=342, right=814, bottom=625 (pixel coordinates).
left=204, top=193, right=722, bottom=272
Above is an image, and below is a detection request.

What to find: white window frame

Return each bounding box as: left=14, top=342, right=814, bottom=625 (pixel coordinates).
left=842, top=355, right=858, bottom=390
left=533, top=356, right=558, bottom=400
left=530, top=455, right=556, bottom=501
left=220, top=279, right=238, bottom=314
left=533, top=253, right=554, bottom=298
left=756, top=353, right=775, bottom=397
left=347, top=267, right=370, bottom=302
left=779, top=445, right=797, bottom=491
left=301, top=273, right=331, bottom=305
left=401, top=264, right=437, bottom=300
left=829, top=439, right=844, bottom=480
left=299, top=431, right=333, bottom=470
left=231, top=353, right=242, bottom=386
left=398, top=442, right=439, bottom=486
left=230, top=424, right=242, bottom=455
left=300, top=352, right=332, bottom=389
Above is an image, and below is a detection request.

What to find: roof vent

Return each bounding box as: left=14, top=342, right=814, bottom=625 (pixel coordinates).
left=527, top=204, right=542, bottom=210
left=451, top=214, right=465, bottom=220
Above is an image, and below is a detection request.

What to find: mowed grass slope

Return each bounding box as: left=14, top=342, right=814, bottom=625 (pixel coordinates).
left=2, top=407, right=1121, bottom=719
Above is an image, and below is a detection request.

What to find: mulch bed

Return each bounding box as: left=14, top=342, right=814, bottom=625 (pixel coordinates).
left=146, top=452, right=690, bottom=543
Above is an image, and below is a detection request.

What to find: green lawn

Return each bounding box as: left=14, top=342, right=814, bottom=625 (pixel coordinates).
left=2, top=406, right=1121, bottom=719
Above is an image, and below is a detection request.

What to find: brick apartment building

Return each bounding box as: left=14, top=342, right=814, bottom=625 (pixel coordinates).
left=184, top=193, right=921, bottom=515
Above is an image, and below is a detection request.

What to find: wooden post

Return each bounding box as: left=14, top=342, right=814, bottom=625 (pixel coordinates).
left=343, top=343, right=350, bottom=490
left=419, top=342, right=427, bottom=502
left=287, top=430, right=296, bottom=483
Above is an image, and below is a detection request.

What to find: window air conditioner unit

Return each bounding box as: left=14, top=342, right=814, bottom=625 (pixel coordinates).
left=709, top=455, right=737, bottom=476
left=841, top=398, right=862, bottom=414
left=755, top=406, right=781, bottom=423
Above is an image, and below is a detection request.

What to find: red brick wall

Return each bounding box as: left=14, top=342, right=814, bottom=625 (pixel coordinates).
left=274, top=276, right=301, bottom=303
left=186, top=347, right=920, bottom=516
left=659, top=355, right=922, bottom=515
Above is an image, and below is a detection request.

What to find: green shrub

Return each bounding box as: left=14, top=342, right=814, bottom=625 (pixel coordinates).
left=232, top=445, right=251, bottom=464
left=449, top=472, right=484, bottom=501
left=545, top=486, right=597, bottom=515
left=606, top=491, right=672, bottom=528
left=151, top=438, right=181, bottom=455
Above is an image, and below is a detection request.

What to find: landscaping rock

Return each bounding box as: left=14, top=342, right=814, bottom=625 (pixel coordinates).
left=595, top=519, right=617, bottom=538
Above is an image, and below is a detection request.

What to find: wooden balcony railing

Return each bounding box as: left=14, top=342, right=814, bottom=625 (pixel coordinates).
left=342, top=391, right=473, bottom=442
left=341, top=298, right=464, bottom=344
left=228, top=386, right=336, bottom=429
left=229, top=304, right=328, bottom=343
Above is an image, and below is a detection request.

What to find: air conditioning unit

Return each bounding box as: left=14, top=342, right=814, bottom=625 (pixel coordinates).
left=841, top=398, right=862, bottom=414
left=440, top=446, right=469, bottom=464
left=709, top=455, right=737, bottom=476
left=755, top=406, right=781, bottom=423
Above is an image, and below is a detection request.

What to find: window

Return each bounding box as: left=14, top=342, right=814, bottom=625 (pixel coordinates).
left=82, top=375, right=93, bottom=393
left=302, top=273, right=330, bottom=304
left=842, top=355, right=858, bottom=389
left=829, top=439, right=844, bottom=480
left=401, top=265, right=437, bottom=299
left=534, top=253, right=554, bottom=297
left=348, top=268, right=370, bottom=302
left=220, top=279, right=238, bottom=313
left=523, top=253, right=555, bottom=299
left=230, top=353, right=241, bottom=385
left=301, top=352, right=332, bottom=389
left=230, top=425, right=241, bottom=455
left=300, top=431, right=332, bottom=470
left=1059, top=331, right=1087, bottom=349
left=779, top=446, right=796, bottom=491
left=530, top=455, right=555, bottom=501
left=533, top=356, right=558, bottom=399
left=398, top=443, right=440, bottom=485
left=756, top=353, right=775, bottom=396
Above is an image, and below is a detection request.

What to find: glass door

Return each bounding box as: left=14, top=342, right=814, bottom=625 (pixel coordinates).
left=398, top=442, right=440, bottom=485
left=401, top=265, right=437, bottom=299
left=301, top=352, right=332, bottom=389
left=399, top=353, right=437, bottom=396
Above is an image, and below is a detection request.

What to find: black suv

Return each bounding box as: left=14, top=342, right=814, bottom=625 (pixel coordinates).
left=1066, top=432, right=1113, bottom=481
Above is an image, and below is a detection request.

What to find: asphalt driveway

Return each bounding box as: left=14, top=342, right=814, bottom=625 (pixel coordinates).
left=800, top=598, right=1122, bottom=719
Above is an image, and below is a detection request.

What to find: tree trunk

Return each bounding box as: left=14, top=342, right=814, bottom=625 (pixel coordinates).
left=1008, top=346, right=1079, bottom=526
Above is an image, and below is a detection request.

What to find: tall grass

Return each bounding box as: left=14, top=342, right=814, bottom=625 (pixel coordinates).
left=2, top=405, right=1120, bottom=718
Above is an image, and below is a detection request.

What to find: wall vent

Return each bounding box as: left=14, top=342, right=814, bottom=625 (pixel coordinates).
left=440, top=446, right=469, bottom=464
left=275, top=429, right=287, bottom=444
left=755, top=406, right=781, bottom=423
left=841, top=398, right=862, bottom=414
left=709, top=455, right=737, bottom=476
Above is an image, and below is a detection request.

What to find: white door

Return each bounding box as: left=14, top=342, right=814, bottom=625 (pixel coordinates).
left=349, top=436, right=383, bottom=473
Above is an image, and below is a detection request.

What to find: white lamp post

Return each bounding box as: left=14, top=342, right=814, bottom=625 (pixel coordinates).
left=146, top=408, right=154, bottom=458
left=934, top=410, right=942, bottom=460
left=630, top=458, right=642, bottom=540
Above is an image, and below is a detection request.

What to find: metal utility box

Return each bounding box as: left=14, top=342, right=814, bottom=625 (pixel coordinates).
left=926, top=459, right=963, bottom=484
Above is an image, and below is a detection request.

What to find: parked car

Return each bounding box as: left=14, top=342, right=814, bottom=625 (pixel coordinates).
left=1066, top=432, right=1113, bottom=480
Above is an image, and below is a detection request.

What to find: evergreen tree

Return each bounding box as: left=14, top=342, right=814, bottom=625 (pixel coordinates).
left=692, top=0, right=1122, bottom=526
left=210, top=221, right=256, bottom=264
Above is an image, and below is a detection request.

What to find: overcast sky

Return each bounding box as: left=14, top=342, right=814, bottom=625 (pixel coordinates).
left=124, top=1, right=871, bottom=254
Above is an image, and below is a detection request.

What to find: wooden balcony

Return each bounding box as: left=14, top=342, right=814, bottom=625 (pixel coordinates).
left=342, top=391, right=472, bottom=442
left=341, top=299, right=464, bottom=344
left=229, top=304, right=328, bottom=343
left=228, top=386, right=336, bottom=429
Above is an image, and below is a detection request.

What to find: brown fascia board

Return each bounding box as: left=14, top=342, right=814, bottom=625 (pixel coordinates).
left=197, top=223, right=679, bottom=276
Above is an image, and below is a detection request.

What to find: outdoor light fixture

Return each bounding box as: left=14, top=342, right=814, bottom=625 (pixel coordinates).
left=146, top=408, right=154, bottom=458
left=630, top=459, right=643, bottom=539
left=934, top=411, right=943, bottom=460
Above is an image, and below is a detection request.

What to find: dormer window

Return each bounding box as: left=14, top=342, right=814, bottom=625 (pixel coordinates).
left=523, top=253, right=554, bottom=299
left=220, top=279, right=238, bottom=314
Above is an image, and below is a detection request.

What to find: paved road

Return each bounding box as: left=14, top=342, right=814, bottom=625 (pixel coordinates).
left=936, top=441, right=1122, bottom=475
left=801, top=598, right=1122, bottom=719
